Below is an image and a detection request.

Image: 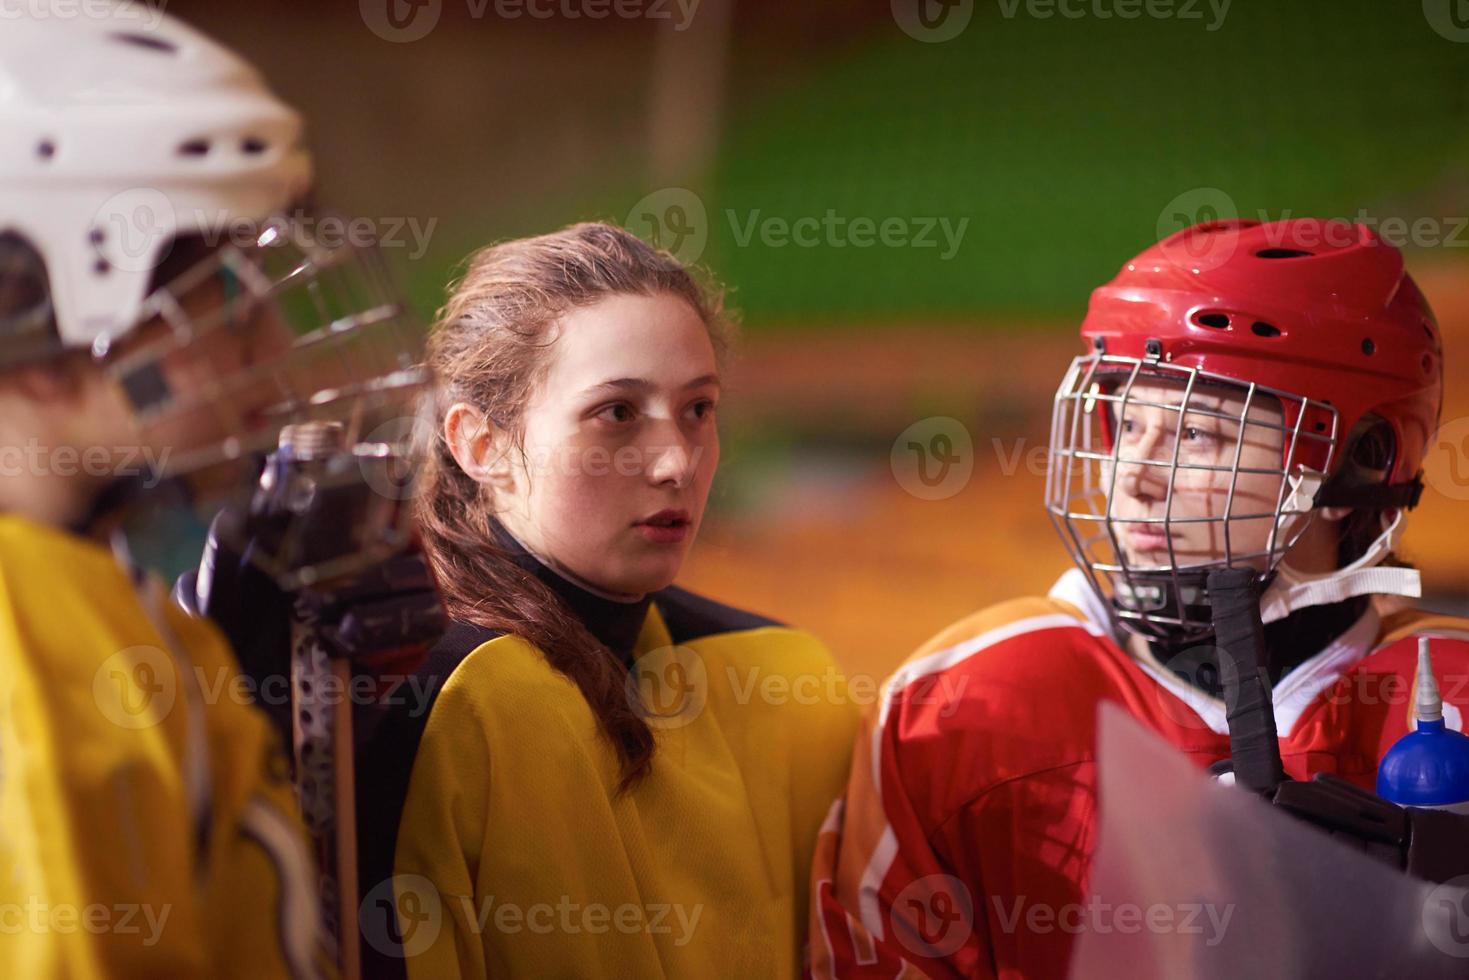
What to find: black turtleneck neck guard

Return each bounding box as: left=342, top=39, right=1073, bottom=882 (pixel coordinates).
left=491, top=520, right=653, bottom=667
left=1155, top=594, right=1369, bottom=698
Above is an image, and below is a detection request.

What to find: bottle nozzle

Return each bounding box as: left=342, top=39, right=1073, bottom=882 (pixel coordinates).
left=1416, top=636, right=1443, bottom=725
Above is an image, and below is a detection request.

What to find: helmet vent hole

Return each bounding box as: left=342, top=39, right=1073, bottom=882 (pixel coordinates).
left=1193, top=312, right=1231, bottom=330
left=178, top=139, right=211, bottom=158
left=242, top=137, right=269, bottom=156
left=1256, top=248, right=1313, bottom=259
left=1251, top=321, right=1281, bottom=338
left=110, top=32, right=178, bottom=55
left=1361, top=338, right=1376, bottom=356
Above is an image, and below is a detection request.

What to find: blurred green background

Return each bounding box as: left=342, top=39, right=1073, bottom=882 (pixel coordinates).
left=666, top=1, right=1469, bottom=324
left=183, top=1, right=1469, bottom=327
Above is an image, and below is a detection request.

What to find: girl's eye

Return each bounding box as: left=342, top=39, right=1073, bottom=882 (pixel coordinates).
left=1184, top=426, right=1215, bottom=442
left=596, top=403, right=636, bottom=424
left=688, top=399, right=716, bottom=421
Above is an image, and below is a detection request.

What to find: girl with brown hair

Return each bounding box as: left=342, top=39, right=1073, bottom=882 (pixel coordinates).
left=356, top=222, right=858, bottom=978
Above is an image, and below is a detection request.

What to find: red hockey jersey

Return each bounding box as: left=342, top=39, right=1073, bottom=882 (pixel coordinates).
left=808, top=569, right=1469, bottom=979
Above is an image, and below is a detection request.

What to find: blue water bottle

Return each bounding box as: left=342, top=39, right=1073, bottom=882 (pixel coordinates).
left=1377, top=637, right=1469, bottom=812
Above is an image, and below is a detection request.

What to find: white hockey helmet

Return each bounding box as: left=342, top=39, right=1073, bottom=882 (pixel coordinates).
left=0, top=3, right=426, bottom=587
left=0, top=1, right=312, bottom=364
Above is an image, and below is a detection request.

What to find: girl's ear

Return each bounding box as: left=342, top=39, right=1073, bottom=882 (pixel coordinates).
left=444, top=402, right=518, bottom=492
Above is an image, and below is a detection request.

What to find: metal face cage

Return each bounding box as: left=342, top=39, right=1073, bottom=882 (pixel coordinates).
left=98, top=216, right=428, bottom=587
left=102, top=217, right=425, bottom=478
left=1045, top=353, right=1339, bottom=643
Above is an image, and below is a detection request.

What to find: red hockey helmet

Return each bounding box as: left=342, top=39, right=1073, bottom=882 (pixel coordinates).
left=1047, top=218, right=1442, bottom=642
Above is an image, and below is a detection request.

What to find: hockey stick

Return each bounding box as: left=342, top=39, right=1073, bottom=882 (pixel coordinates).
left=1206, top=567, right=1286, bottom=795
left=264, top=424, right=444, bottom=978
left=1208, top=566, right=1416, bottom=867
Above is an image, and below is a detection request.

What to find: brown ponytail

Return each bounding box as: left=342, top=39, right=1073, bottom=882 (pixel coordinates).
left=415, top=222, right=729, bottom=791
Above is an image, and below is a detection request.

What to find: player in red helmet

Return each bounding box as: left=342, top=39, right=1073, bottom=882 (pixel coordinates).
left=807, top=218, right=1469, bottom=979
left=1053, top=217, right=1438, bottom=643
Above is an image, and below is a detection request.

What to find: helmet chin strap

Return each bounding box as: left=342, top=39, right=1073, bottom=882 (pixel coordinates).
left=1258, top=508, right=1421, bottom=624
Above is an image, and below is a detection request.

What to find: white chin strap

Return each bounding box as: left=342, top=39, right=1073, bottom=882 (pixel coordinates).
left=1258, top=508, right=1421, bottom=625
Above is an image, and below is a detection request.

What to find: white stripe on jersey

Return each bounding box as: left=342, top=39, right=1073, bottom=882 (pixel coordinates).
left=1050, top=566, right=1389, bottom=738
left=241, top=796, right=325, bottom=980
left=861, top=608, right=1106, bottom=942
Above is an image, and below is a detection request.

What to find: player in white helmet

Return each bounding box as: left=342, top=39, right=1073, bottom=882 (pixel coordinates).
left=0, top=4, right=423, bottom=977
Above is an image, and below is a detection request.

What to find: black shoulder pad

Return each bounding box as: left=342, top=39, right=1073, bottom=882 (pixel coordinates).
left=653, top=585, right=784, bottom=644
left=353, top=618, right=502, bottom=976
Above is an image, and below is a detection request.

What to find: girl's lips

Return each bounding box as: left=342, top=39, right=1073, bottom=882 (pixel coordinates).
left=1126, top=527, right=1175, bottom=552
left=635, top=522, right=689, bottom=544
left=634, top=509, right=691, bottom=545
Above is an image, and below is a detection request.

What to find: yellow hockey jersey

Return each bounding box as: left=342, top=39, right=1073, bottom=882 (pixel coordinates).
left=0, top=514, right=322, bottom=978
left=354, top=541, right=859, bottom=978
